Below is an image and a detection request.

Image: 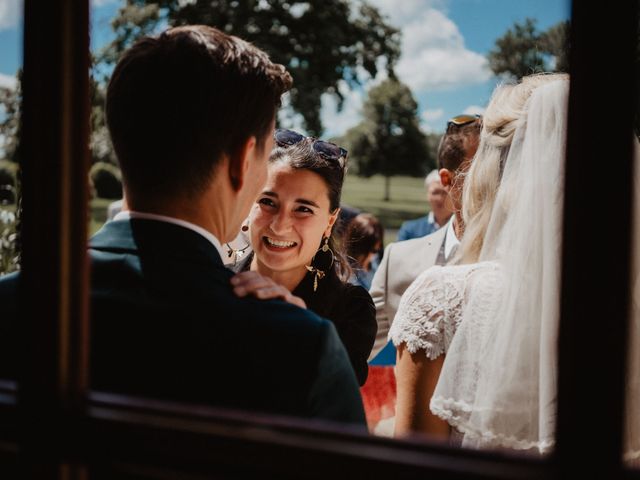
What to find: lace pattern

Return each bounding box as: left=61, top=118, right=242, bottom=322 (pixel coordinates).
left=389, top=262, right=498, bottom=360
left=431, top=395, right=554, bottom=453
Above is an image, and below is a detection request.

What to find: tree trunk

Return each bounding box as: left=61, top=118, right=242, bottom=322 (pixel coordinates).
left=384, top=175, right=391, bottom=202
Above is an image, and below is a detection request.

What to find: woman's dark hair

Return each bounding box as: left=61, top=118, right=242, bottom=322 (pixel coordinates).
left=345, top=213, right=383, bottom=267
left=269, top=140, right=351, bottom=280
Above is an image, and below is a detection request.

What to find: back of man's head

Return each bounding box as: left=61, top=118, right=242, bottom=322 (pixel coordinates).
left=437, top=117, right=482, bottom=172
left=106, top=25, right=292, bottom=202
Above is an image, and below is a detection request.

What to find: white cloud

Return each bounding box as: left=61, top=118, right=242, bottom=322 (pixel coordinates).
left=321, top=80, right=365, bottom=138
left=368, top=0, right=446, bottom=28
left=463, top=105, right=485, bottom=116
left=366, top=2, right=491, bottom=93
left=0, top=73, right=16, bottom=89
left=419, top=108, right=445, bottom=133
left=421, top=108, right=444, bottom=123
left=395, top=9, right=491, bottom=92
left=0, top=0, right=21, bottom=31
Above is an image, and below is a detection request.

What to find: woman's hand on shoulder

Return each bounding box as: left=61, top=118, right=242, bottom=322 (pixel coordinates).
left=230, top=271, right=307, bottom=309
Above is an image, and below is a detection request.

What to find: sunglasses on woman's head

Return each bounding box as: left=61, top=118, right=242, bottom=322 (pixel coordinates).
left=274, top=129, right=348, bottom=166
left=446, top=114, right=481, bottom=132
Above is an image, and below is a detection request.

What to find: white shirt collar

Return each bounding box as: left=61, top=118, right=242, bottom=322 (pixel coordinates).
left=444, top=216, right=460, bottom=260
left=428, top=211, right=445, bottom=230
left=112, top=210, right=227, bottom=260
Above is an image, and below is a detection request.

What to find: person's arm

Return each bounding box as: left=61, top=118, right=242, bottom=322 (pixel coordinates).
left=307, top=321, right=367, bottom=426
left=394, top=345, right=449, bottom=437
left=387, top=266, right=451, bottom=438
left=368, top=243, right=392, bottom=361
left=335, top=285, right=377, bottom=385
left=396, top=222, right=411, bottom=242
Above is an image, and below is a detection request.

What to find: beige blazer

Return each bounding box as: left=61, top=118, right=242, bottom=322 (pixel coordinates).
left=368, top=224, right=448, bottom=360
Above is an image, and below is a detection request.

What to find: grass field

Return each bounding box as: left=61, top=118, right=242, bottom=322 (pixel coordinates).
left=342, top=174, right=427, bottom=229
left=342, top=174, right=427, bottom=243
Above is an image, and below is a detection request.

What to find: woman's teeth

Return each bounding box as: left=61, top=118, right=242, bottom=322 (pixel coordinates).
left=265, top=237, right=296, bottom=248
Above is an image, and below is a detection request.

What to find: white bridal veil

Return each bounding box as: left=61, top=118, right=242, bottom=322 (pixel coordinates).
left=431, top=78, right=640, bottom=459
left=430, top=79, right=569, bottom=453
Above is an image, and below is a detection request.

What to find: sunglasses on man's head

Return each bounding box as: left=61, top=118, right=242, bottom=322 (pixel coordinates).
left=446, top=114, right=481, bottom=132
left=274, top=129, right=348, bottom=166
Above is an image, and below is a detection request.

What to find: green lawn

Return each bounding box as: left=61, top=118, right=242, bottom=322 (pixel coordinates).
left=342, top=174, right=427, bottom=243
left=90, top=198, right=113, bottom=235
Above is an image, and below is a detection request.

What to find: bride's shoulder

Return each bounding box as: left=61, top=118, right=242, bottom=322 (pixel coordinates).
left=415, top=261, right=497, bottom=286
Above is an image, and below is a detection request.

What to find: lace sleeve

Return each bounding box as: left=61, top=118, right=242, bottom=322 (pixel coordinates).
left=388, top=266, right=465, bottom=360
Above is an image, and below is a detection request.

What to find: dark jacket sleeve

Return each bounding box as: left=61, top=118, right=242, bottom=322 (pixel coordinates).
left=307, top=320, right=366, bottom=426
left=335, top=285, right=377, bottom=386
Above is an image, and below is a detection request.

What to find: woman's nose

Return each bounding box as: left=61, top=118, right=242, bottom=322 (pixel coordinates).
left=269, top=212, right=292, bottom=235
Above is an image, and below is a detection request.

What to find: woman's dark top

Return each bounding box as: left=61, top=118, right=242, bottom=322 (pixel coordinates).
left=235, top=253, right=377, bottom=385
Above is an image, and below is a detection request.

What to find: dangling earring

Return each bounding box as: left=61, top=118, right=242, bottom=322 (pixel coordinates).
left=226, top=223, right=251, bottom=265
left=305, top=236, right=335, bottom=292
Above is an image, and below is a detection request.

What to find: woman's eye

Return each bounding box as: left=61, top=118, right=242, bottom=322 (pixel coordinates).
left=296, top=206, right=313, bottom=214
left=258, top=198, right=276, bottom=208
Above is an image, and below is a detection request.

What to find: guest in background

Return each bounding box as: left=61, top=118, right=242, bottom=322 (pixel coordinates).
left=345, top=213, right=384, bottom=290
left=390, top=75, right=570, bottom=449
left=233, top=129, right=377, bottom=386
left=396, top=170, right=451, bottom=242
left=368, top=114, right=481, bottom=363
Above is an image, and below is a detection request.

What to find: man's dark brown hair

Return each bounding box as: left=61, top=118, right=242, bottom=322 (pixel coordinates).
left=437, top=118, right=482, bottom=171
left=106, top=25, right=292, bottom=200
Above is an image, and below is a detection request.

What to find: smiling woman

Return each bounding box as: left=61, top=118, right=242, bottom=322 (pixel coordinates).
left=232, top=130, right=377, bottom=386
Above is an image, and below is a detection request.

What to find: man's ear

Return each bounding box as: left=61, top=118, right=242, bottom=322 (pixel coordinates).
left=228, top=136, right=257, bottom=192
left=325, top=208, right=340, bottom=238
left=439, top=168, right=454, bottom=189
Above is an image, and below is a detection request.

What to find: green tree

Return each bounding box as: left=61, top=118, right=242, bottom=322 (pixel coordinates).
left=0, top=70, right=21, bottom=164
left=89, top=68, right=118, bottom=166
left=98, top=0, right=401, bottom=136
left=539, top=21, right=570, bottom=73
left=341, top=78, right=432, bottom=201
left=488, top=18, right=569, bottom=80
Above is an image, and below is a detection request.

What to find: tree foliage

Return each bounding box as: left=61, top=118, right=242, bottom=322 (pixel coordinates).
left=98, top=0, right=401, bottom=136
left=488, top=18, right=569, bottom=80
left=0, top=71, right=21, bottom=164
left=340, top=78, right=431, bottom=201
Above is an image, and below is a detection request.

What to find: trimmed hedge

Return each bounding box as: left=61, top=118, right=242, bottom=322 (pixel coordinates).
left=89, top=162, right=122, bottom=199
left=0, top=161, right=17, bottom=205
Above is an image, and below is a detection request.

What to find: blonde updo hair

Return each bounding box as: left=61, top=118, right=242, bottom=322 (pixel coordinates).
left=457, top=73, right=569, bottom=264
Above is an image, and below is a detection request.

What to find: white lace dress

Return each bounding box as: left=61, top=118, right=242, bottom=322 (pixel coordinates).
left=388, top=261, right=506, bottom=447
left=389, top=261, right=502, bottom=361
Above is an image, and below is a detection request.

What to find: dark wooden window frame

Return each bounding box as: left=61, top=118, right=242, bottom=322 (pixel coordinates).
left=0, top=1, right=638, bottom=478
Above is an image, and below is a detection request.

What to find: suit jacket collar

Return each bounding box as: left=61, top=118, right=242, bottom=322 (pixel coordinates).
left=90, top=219, right=225, bottom=268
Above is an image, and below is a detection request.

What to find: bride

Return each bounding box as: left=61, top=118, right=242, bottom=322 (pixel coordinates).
left=391, top=73, right=568, bottom=452
left=391, top=73, right=640, bottom=458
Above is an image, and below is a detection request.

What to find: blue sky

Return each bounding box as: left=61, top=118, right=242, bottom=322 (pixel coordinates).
left=0, top=0, right=570, bottom=137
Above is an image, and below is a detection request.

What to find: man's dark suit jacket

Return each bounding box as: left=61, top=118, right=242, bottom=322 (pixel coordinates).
left=0, top=219, right=365, bottom=425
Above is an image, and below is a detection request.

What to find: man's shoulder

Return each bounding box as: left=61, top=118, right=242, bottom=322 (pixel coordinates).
left=399, top=215, right=430, bottom=231
left=388, top=225, right=446, bottom=257
left=0, top=271, right=19, bottom=297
